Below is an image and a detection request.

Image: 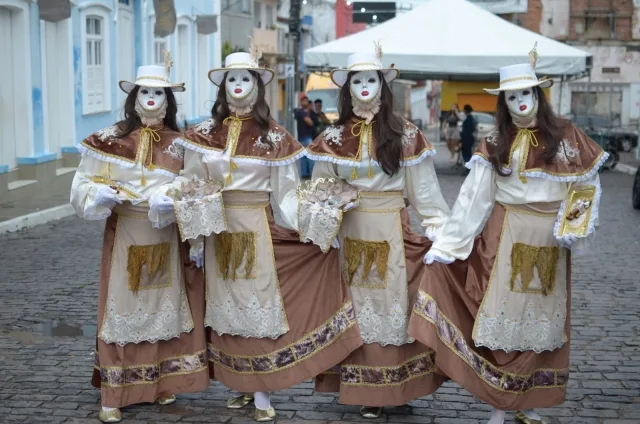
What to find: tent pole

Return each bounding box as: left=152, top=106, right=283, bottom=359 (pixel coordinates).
left=558, top=75, right=564, bottom=115
left=585, top=68, right=592, bottom=123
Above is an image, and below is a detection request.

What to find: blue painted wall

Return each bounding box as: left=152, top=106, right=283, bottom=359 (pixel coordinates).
left=15, top=0, right=219, bottom=164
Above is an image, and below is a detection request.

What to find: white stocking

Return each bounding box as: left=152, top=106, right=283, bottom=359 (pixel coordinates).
left=488, top=409, right=505, bottom=424
left=521, top=409, right=541, bottom=420
left=102, top=406, right=118, bottom=412
left=254, top=391, right=271, bottom=410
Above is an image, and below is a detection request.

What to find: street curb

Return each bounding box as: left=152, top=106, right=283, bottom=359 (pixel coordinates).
left=613, top=163, right=638, bottom=176
left=0, top=203, right=75, bottom=235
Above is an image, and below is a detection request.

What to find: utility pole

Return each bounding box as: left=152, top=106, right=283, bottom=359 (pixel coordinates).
left=289, top=0, right=302, bottom=91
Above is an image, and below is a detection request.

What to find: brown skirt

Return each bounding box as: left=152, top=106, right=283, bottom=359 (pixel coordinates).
left=314, top=208, right=446, bottom=406
left=91, top=214, right=210, bottom=408
left=207, top=205, right=363, bottom=392
left=408, top=203, right=571, bottom=410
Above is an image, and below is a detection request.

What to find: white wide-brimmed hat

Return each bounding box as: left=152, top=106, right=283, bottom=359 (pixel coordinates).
left=208, top=49, right=274, bottom=86
left=119, top=51, right=185, bottom=93
left=331, top=42, right=399, bottom=87
left=484, top=43, right=553, bottom=95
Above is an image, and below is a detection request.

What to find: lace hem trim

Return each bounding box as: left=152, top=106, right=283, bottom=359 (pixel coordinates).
left=98, top=293, right=194, bottom=347
left=357, top=297, right=415, bottom=347
left=206, top=290, right=289, bottom=339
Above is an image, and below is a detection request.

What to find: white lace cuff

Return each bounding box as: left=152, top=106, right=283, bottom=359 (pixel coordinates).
left=175, top=194, right=227, bottom=241
left=298, top=202, right=343, bottom=254
left=553, top=184, right=600, bottom=249
left=424, top=249, right=456, bottom=265
left=296, top=178, right=358, bottom=254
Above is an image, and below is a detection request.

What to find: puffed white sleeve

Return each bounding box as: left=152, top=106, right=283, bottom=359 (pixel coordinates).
left=70, top=155, right=113, bottom=220
left=311, top=160, right=339, bottom=179
left=553, top=172, right=602, bottom=254
left=405, top=157, right=451, bottom=240
left=425, top=161, right=497, bottom=264
left=270, top=162, right=302, bottom=231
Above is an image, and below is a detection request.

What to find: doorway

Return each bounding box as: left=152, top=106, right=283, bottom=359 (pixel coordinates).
left=0, top=7, right=17, bottom=168
left=117, top=2, right=134, bottom=113
left=176, top=23, right=192, bottom=122
left=42, top=19, right=75, bottom=157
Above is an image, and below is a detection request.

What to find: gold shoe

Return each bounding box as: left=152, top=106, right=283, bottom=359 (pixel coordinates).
left=515, top=411, right=546, bottom=424
left=360, top=406, right=383, bottom=419
left=254, top=406, right=276, bottom=422
left=156, top=394, right=176, bottom=405
left=226, top=393, right=254, bottom=409
left=98, top=408, right=122, bottom=423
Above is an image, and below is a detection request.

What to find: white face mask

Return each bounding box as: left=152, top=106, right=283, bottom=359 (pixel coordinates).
left=225, top=70, right=256, bottom=100
left=136, top=86, right=167, bottom=112
left=349, top=71, right=381, bottom=103
left=505, top=88, right=536, bottom=117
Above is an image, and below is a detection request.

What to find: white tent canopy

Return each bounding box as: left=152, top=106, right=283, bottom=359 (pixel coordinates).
left=303, top=0, right=590, bottom=80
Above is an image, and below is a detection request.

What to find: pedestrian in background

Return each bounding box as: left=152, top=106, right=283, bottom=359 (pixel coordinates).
left=295, top=95, right=317, bottom=178
left=443, top=103, right=461, bottom=160
left=460, top=104, right=477, bottom=169
left=314, top=98, right=332, bottom=136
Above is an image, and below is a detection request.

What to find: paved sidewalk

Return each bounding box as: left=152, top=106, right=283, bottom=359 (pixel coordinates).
left=1, top=163, right=639, bottom=423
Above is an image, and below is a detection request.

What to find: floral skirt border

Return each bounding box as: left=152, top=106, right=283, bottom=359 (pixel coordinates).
left=412, top=290, right=569, bottom=393
left=339, top=352, right=435, bottom=387
left=208, top=302, right=356, bottom=374
left=94, top=349, right=208, bottom=388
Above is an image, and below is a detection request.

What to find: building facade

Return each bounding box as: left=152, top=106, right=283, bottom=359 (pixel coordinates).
left=472, top=0, right=640, bottom=126
left=0, top=0, right=221, bottom=200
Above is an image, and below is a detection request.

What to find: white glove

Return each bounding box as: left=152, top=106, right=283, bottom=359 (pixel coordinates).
left=189, top=237, right=204, bottom=268
left=343, top=201, right=357, bottom=212
left=95, top=185, right=122, bottom=207
left=150, top=195, right=174, bottom=214
left=331, top=238, right=340, bottom=249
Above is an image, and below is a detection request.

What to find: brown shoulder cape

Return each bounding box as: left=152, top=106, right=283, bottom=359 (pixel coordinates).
left=306, top=117, right=435, bottom=167
left=471, top=122, right=607, bottom=182
left=176, top=115, right=305, bottom=165
left=79, top=125, right=184, bottom=175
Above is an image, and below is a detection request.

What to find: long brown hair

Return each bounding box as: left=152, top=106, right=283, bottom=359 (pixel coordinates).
left=115, top=86, right=179, bottom=139
left=210, top=71, right=273, bottom=147
left=490, top=86, right=565, bottom=176
left=336, top=71, right=404, bottom=175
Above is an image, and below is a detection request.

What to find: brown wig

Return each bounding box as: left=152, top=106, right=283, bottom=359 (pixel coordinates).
left=210, top=71, right=273, bottom=147
left=115, top=86, right=179, bottom=139
left=490, top=86, right=565, bottom=176
left=336, top=71, right=404, bottom=175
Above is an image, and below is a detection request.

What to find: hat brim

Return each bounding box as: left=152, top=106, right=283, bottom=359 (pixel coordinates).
left=484, top=78, right=554, bottom=95
left=208, top=68, right=275, bottom=86
left=331, top=68, right=399, bottom=87
left=119, top=80, right=186, bottom=94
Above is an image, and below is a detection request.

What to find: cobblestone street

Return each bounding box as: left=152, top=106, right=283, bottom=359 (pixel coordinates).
left=1, top=164, right=639, bottom=424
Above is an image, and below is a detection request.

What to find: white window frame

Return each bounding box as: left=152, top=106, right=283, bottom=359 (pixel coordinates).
left=265, top=4, right=274, bottom=28
left=80, top=6, right=111, bottom=115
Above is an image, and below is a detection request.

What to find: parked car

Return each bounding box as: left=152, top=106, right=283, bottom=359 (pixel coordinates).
left=566, top=115, right=619, bottom=169
left=633, top=168, right=640, bottom=210
left=440, top=112, right=496, bottom=141
left=569, top=115, right=638, bottom=152
left=456, top=112, right=495, bottom=140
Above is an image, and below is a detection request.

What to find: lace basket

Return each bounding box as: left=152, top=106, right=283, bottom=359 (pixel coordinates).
left=297, top=178, right=358, bottom=253
left=168, top=178, right=227, bottom=241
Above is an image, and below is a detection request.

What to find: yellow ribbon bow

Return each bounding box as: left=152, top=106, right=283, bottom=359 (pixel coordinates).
left=139, top=126, right=162, bottom=186
left=513, top=127, right=539, bottom=184
left=222, top=115, right=250, bottom=183
left=350, top=119, right=375, bottom=180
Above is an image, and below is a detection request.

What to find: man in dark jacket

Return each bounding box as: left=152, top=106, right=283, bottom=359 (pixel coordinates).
left=460, top=104, right=477, bottom=165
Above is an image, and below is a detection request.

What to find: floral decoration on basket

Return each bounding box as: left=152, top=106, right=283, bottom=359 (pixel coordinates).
left=297, top=178, right=358, bottom=253
left=167, top=176, right=227, bottom=241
